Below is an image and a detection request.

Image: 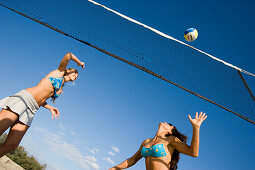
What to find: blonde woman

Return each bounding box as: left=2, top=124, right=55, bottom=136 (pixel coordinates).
left=0, top=52, right=84, bottom=157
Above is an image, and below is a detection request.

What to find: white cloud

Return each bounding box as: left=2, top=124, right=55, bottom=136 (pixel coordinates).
left=34, top=127, right=100, bottom=170
left=107, top=151, right=115, bottom=156
left=46, top=162, right=62, bottom=170
left=58, top=123, right=66, bottom=136
left=84, top=156, right=99, bottom=170
left=90, top=148, right=99, bottom=154
left=111, top=146, right=119, bottom=153
left=22, top=141, right=61, bottom=170
left=103, top=157, right=115, bottom=165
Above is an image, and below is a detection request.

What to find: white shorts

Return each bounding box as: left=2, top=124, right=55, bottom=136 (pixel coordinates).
left=0, top=90, right=39, bottom=126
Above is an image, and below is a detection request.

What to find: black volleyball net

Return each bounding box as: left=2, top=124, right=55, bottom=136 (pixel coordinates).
left=1, top=0, right=254, bottom=124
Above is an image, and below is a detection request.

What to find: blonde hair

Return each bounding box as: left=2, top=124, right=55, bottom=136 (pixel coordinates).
left=64, top=68, right=78, bottom=76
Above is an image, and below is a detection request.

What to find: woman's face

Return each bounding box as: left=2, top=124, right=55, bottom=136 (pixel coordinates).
left=159, top=122, right=174, bottom=134
left=68, top=71, right=78, bottom=81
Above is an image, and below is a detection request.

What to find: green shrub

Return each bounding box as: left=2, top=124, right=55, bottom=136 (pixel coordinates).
left=1, top=133, right=47, bottom=170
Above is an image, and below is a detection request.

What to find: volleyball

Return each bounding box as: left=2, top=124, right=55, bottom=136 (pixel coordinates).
left=184, top=28, right=198, bottom=42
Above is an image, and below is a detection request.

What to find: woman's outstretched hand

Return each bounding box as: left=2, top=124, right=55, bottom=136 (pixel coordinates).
left=50, top=107, right=60, bottom=119
left=78, top=61, right=85, bottom=69
left=188, top=112, right=207, bottom=128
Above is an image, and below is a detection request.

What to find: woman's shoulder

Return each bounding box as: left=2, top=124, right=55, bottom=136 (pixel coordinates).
left=141, top=138, right=151, bottom=146
left=165, top=135, right=181, bottom=144
left=143, top=138, right=151, bottom=143
left=138, top=139, right=151, bottom=150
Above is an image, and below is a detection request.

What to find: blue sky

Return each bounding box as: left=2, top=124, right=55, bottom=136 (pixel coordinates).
left=0, top=0, right=255, bottom=170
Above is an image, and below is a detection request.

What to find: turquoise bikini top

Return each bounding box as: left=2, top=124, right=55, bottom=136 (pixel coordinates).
left=46, top=77, right=64, bottom=98
left=141, top=141, right=167, bottom=158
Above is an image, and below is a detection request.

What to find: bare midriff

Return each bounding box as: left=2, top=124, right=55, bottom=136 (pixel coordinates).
left=25, top=78, right=54, bottom=106
left=145, top=156, right=171, bottom=170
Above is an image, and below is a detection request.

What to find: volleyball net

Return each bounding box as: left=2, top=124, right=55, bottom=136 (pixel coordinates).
left=1, top=0, right=254, bottom=124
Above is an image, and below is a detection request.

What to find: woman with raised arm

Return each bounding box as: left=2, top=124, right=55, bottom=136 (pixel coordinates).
left=110, top=112, right=207, bottom=170
left=0, top=52, right=84, bottom=157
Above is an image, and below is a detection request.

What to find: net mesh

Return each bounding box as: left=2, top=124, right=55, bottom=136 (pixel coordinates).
left=1, top=0, right=254, bottom=124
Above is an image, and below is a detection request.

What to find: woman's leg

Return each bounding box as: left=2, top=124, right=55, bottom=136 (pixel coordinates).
left=0, top=108, right=19, bottom=135
left=0, top=121, right=29, bottom=157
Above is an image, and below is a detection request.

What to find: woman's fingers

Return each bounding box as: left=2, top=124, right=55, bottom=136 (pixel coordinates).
left=54, top=111, right=58, bottom=119
left=200, top=112, right=206, bottom=118
left=50, top=110, right=54, bottom=120
left=202, top=112, right=205, bottom=118
left=203, top=115, right=208, bottom=121
left=79, top=62, right=85, bottom=69
left=188, top=115, right=192, bottom=121
left=50, top=108, right=60, bottom=119
left=190, top=112, right=207, bottom=121
left=55, top=108, right=60, bottom=118
left=200, top=112, right=207, bottom=120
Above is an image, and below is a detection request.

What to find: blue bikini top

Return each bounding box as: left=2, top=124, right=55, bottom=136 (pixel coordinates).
left=141, top=141, right=167, bottom=158
left=46, top=77, right=64, bottom=98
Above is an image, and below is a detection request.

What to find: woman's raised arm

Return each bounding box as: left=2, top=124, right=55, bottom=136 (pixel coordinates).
left=169, top=112, right=207, bottom=157
left=58, top=52, right=84, bottom=72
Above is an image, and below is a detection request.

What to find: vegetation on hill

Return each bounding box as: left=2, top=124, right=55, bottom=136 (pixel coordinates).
left=0, top=133, right=47, bottom=170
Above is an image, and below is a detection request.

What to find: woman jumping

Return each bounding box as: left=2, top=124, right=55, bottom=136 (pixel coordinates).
left=0, top=52, right=84, bottom=157
left=110, top=112, right=207, bottom=170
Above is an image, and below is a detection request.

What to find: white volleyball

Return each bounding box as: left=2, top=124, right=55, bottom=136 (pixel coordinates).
left=184, top=28, right=198, bottom=42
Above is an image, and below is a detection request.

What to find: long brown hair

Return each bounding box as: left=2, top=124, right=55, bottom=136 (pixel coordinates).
left=51, top=68, right=78, bottom=102
left=166, top=123, right=187, bottom=170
